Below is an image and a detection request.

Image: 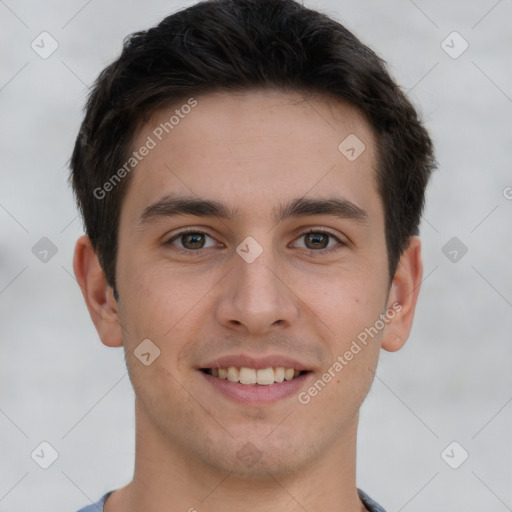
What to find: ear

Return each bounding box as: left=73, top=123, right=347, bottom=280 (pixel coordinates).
left=381, top=236, right=423, bottom=352
left=73, top=235, right=123, bottom=347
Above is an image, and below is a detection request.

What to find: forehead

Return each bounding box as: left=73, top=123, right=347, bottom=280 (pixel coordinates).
left=121, top=89, right=381, bottom=226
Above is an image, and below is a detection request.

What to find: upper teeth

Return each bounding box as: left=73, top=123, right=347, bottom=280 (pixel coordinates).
left=209, top=367, right=300, bottom=385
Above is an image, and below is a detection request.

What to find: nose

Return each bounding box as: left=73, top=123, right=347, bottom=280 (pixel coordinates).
left=214, top=241, right=300, bottom=335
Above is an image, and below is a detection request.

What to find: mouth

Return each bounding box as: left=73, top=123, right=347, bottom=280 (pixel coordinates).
left=200, top=366, right=310, bottom=385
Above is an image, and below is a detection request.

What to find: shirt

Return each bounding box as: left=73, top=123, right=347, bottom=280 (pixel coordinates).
left=76, top=488, right=386, bottom=511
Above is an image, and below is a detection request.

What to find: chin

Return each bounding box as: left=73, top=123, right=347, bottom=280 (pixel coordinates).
left=194, top=428, right=316, bottom=480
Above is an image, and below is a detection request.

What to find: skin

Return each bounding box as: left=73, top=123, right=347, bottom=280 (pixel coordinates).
left=74, top=90, right=423, bottom=512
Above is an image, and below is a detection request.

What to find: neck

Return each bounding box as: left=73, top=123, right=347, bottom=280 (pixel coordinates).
left=106, top=400, right=366, bottom=512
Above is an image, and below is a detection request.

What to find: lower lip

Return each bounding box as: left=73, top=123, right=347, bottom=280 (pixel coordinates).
left=200, top=371, right=312, bottom=405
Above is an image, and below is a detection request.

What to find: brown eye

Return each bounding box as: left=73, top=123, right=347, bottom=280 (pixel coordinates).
left=166, top=230, right=217, bottom=251
left=180, top=232, right=206, bottom=249
left=304, top=232, right=330, bottom=249
left=293, top=230, right=344, bottom=254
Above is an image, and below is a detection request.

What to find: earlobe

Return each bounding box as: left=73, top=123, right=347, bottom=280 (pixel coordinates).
left=73, top=235, right=123, bottom=347
left=381, top=236, right=423, bottom=353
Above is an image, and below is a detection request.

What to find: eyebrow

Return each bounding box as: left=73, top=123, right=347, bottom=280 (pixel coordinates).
left=138, top=193, right=368, bottom=226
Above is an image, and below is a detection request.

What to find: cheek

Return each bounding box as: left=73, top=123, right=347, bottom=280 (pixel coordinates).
left=298, top=284, right=383, bottom=417
left=308, top=268, right=388, bottom=405
left=117, top=255, right=211, bottom=338
left=306, top=268, right=388, bottom=344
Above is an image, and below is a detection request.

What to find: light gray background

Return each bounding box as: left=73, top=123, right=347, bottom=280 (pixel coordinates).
left=1, top=1, right=511, bottom=511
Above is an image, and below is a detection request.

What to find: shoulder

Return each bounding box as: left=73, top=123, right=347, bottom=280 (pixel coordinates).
left=75, top=491, right=114, bottom=512
left=358, top=488, right=387, bottom=512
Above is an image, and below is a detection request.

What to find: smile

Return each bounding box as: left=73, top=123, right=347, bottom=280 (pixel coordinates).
left=201, top=366, right=308, bottom=385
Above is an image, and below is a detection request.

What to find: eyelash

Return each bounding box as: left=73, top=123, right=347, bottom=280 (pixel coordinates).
left=165, top=228, right=345, bottom=256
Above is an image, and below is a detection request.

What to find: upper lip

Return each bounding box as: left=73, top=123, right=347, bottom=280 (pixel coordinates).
left=199, top=354, right=312, bottom=371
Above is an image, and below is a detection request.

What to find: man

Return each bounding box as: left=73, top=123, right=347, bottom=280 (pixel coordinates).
left=71, top=0, right=435, bottom=510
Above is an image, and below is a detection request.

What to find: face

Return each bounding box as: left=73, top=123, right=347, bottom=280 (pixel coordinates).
left=113, top=90, right=393, bottom=477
